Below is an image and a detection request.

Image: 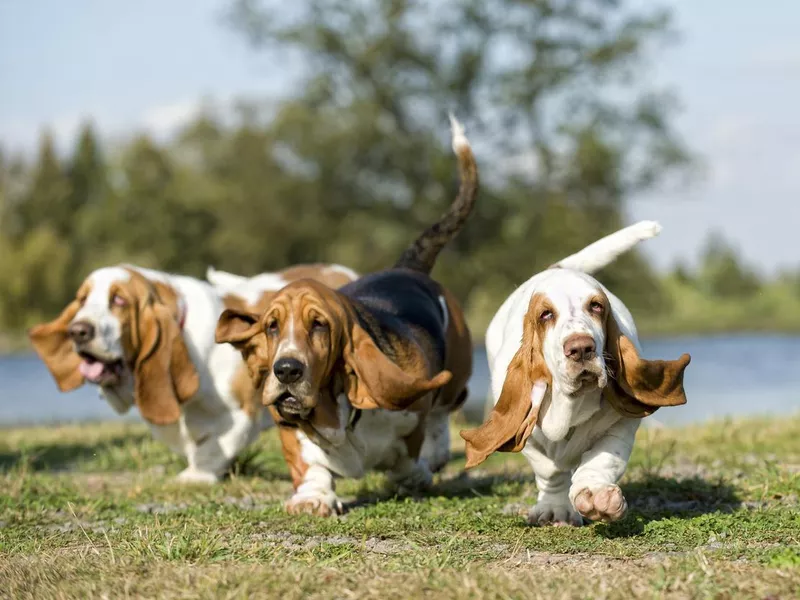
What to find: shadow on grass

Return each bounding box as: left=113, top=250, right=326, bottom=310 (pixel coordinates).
left=228, top=449, right=292, bottom=482
left=0, top=432, right=152, bottom=473
left=343, top=470, right=535, bottom=512
left=596, top=475, right=741, bottom=538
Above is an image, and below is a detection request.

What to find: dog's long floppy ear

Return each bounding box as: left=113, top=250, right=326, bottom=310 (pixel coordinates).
left=343, top=323, right=452, bottom=411
left=129, top=280, right=200, bottom=425
left=28, top=300, right=84, bottom=392
left=215, top=308, right=261, bottom=346
left=604, top=310, right=690, bottom=418
left=460, top=320, right=551, bottom=469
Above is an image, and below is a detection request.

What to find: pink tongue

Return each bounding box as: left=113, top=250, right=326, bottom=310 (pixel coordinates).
left=79, top=360, right=106, bottom=381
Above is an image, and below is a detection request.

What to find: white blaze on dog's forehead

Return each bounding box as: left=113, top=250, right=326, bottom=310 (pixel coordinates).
left=275, top=310, right=300, bottom=358
left=539, top=270, right=604, bottom=315
left=85, top=267, right=132, bottom=304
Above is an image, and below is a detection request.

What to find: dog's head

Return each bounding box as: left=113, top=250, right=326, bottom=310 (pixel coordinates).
left=461, top=269, right=690, bottom=468
left=216, top=278, right=451, bottom=435
left=28, top=267, right=199, bottom=425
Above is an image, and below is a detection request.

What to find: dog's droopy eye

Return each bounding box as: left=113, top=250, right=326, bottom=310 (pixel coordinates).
left=111, top=294, right=127, bottom=307
left=267, top=320, right=279, bottom=335
left=311, top=319, right=328, bottom=332
left=539, top=310, right=554, bottom=322
left=589, top=301, right=604, bottom=315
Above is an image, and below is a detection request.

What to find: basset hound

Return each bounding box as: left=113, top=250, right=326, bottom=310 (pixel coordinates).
left=461, top=220, right=691, bottom=526
left=28, top=263, right=358, bottom=483
left=216, top=117, right=478, bottom=516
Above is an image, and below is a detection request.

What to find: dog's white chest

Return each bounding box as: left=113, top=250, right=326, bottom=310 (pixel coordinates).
left=300, top=409, right=421, bottom=479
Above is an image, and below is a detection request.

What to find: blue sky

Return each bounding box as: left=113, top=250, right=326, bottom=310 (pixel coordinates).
left=2, top=0, right=799, bottom=274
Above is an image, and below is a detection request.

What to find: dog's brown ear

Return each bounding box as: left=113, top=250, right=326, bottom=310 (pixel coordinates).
left=28, top=300, right=84, bottom=392
left=215, top=308, right=261, bottom=345
left=132, top=300, right=199, bottom=425
left=343, top=323, right=451, bottom=411
left=604, top=312, right=690, bottom=418
left=460, top=343, right=550, bottom=469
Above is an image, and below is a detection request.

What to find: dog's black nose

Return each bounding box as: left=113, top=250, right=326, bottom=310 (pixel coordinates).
left=68, top=321, right=95, bottom=344
left=273, top=357, right=305, bottom=384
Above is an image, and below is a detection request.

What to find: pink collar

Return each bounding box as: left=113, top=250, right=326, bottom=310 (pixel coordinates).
left=178, top=301, right=187, bottom=330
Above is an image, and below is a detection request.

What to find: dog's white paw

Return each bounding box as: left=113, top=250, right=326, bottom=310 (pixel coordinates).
left=527, top=497, right=584, bottom=527
left=176, top=468, right=219, bottom=485
left=571, top=484, right=628, bottom=523
left=285, top=492, right=343, bottom=517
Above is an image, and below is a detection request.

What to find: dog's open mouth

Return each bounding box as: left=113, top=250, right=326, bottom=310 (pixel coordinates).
left=274, top=391, right=308, bottom=420
left=572, top=368, right=604, bottom=392
left=77, top=351, right=125, bottom=386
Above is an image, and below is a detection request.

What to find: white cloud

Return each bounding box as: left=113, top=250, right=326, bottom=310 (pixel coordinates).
left=140, top=99, right=201, bottom=139
left=0, top=99, right=203, bottom=156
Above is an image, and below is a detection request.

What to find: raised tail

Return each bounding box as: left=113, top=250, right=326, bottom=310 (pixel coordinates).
left=206, top=266, right=248, bottom=291
left=394, top=115, right=479, bottom=274
left=551, top=220, right=662, bottom=274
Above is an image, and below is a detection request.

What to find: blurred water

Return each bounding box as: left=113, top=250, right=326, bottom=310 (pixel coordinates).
left=1, top=335, right=799, bottom=427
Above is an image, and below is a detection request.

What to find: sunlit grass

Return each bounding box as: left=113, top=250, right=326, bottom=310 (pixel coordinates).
left=1, top=417, right=798, bottom=598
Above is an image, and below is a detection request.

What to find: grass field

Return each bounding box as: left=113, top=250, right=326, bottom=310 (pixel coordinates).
left=1, top=416, right=798, bottom=599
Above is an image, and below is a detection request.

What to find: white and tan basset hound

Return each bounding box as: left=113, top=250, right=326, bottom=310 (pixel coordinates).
left=461, top=221, right=691, bottom=525
left=28, top=263, right=358, bottom=483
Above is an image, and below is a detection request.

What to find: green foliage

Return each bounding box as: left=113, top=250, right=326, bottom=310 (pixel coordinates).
left=698, top=232, right=761, bottom=299
left=0, top=0, right=695, bottom=342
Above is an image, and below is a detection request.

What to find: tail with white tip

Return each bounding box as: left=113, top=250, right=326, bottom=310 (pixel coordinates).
left=394, top=115, right=479, bottom=274
left=552, top=220, right=662, bottom=274
left=206, top=266, right=248, bottom=290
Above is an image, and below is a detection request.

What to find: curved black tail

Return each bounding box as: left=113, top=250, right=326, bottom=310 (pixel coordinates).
left=394, top=116, right=479, bottom=274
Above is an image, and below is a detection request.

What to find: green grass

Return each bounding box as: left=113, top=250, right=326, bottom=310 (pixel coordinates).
left=637, top=277, right=800, bottom=336
left=1, top=417, right=799, bottom=599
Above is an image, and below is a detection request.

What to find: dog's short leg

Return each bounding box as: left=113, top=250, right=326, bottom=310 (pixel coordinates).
left=569, top=419, right=639, bottom=523
left=286, top=464, right=343, bottom=517
left=522, top=443, right=583, bottom=526
left=181, top=409, right=260, bottom=484
left=419, top=411, right=451, bottom=474
left=387, top=455, right=434, bottom=496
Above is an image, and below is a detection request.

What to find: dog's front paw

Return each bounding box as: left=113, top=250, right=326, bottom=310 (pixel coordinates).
left=527, top=498, right=584, bottom=527
left=176, top=468, right=219, bottom=485
left=285, top=493, right=343, bottom=517
left=388, top=459, right=433, bottom=496
left=572, top=484, right=627, bottom=523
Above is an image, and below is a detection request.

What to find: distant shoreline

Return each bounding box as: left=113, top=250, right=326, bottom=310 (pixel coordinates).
left=5, top=329, right=800, bottom=357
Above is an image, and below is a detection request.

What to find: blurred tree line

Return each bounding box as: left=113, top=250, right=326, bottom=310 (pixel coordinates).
left=0, top=0, right=793, bottom=343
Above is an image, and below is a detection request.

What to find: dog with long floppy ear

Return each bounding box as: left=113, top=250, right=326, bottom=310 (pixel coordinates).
left=29, top=300, right=84, bottom=392
left=463, top=298, right=689, bottom=468
left=460, top=222, right=689, bottom=526
left=342, top=320, right=453, bottom=411
left=28, top=261, right=361, bottom=484
left=124, top=275, right=200, bottom=425
left=462, top=294, right=551, bottom=469
left=215, top=116, right=477, bottom=517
